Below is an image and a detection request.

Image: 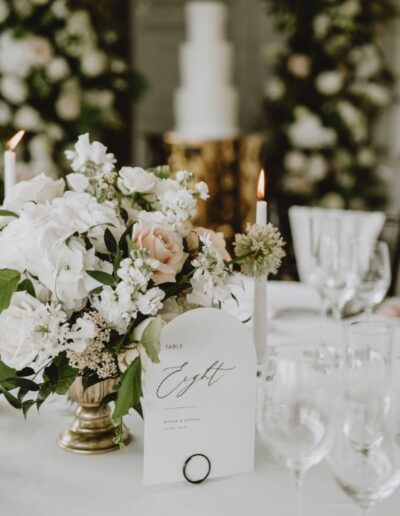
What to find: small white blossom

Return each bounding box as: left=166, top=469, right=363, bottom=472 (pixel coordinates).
left=137, top=287, right=165, bottom=315
left=195, top=181, right=209, bottom=201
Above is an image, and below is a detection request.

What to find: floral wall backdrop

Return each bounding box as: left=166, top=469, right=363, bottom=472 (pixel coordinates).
left=0, top=0, right=145, bottom=200
left=261, top=0, right=396, bottom=277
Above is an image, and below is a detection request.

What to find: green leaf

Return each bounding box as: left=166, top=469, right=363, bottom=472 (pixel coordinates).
left=0, top=209, right=18, bottom=218
left=140, top=318, right=163, bottom=363
left=86, top=270, right=117, bottom=286
left=0, top=385, right=22, bottom=409
left=99, top=391, right=118, bottom=411
left=22, top=399, right=35, bottom=418
left=43, top=353, right=78, bottom=395
left=37, top=382, right=54, bottom=409
left=5, top=378, right=39, bottom=391
left=113, top=356, right=142, bottom=423
left=0, top=361, right=16, bottom=390
left=82, top=373, right=103, bottom=392
left=113, top=246, right=122, bottom=274
left=104, top=228, right=117, bottom=254
left=17, top=278, right=35, bottom=297
left=0, top=269, right=21, bottom=313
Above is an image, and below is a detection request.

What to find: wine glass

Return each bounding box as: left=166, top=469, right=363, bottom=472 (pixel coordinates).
left=316, top=227, right=358, bottom=322
left=355, top=241, right=391, bottom=318
left=326, top=320, right=400, bottom=515
left=257, top=343, right=337, bottom=515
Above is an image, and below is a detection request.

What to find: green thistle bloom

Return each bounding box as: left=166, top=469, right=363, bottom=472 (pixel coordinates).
left=234, top=223, right=285, bottom=278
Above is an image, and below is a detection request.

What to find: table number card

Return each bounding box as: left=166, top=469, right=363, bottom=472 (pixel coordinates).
left=142, top=308, right=256, bottom=485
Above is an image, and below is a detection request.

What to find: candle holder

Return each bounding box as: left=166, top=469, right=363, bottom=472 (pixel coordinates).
left=145, top=132, right=267, bottom=240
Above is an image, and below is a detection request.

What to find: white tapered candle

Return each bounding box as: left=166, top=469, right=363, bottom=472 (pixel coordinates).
left=4, top=130, right=25, bottom=199
left=254, top=169, right=267, bottom=365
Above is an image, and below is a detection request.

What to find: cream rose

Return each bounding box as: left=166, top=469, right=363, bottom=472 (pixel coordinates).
left=186, top=227, right=230, bottom=261
left=132, top=221, right=187, bottom=284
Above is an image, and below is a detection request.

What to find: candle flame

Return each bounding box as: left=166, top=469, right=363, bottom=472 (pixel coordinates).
left=7, top=130, right=25, bottom=151
left=257, top=169, right=266, bottom=200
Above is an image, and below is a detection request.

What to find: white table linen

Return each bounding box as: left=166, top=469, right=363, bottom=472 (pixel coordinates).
left=1, top=281, right=400, bottom=516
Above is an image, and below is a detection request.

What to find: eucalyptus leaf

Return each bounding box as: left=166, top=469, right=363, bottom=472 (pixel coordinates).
left=5, top=378, right=40, bottom=391
left=86, top=270, right=117, bottom=286
left=113, top=356, right=142, bottom=422
left=0, top=269, right=21, bottom=313
left=140, top=317, right=163, bottom=364
left=0, top=385, right=22, bottom=409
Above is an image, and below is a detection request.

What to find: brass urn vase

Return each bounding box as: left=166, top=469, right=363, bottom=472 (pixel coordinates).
left=58, top=377, right=131, bottom=454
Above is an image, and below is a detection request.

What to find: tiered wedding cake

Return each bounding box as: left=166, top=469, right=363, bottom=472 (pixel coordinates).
left=174, top=1, right=239, bottom=140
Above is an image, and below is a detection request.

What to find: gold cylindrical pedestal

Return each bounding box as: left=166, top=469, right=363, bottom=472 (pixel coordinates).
left=145, top=132, right=267, bottom=240
left=58, top=378, right=131, bottom=454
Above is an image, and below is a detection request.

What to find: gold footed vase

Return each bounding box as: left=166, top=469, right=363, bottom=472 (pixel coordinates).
left=58, top=378, right=131, bottom=454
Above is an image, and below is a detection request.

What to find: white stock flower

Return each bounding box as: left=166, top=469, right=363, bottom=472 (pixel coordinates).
left=195, top=181, right=209, bottom=200
left=4, top=173, right=65, bottom=213
left=288, top=108, right=337, bottom=149
left=158, top=188, right=197, bottom=226
left=65, top=133, right=116, bottom=175
left=315, top=71, right=343, bottom=95
left=14, top=105, right=42, bottom=131
left=117, top=167, right=158, bottom=195
left=137, top=287, right=165, bottom=315
left=92, top=285, right=136, bottom=335
left=46, top=57, right=70, bottom=81
left=0, top=76, right=28, bottom=104
left=0, top=292, right=68, bottom=370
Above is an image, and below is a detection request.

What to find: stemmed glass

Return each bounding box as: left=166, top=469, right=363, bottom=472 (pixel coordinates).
left=326, top=320, right=400, bottom=515
left=316, top=225, right=358, bottom=323
left=257, top=343, right=337, bottom=515
left=355, top=241, right=391, bottom=318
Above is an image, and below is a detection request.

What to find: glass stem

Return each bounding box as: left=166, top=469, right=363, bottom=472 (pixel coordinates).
left=319, top=295, right=327, bottom=345
left=293, top=469, right=305, bottom=516
left=365, top=305, right=373, bottom=320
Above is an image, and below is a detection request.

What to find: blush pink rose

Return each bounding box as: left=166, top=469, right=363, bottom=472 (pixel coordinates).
left=186, top=227, right=230, bottom=261
left=132, top=222, right=187, bottom=284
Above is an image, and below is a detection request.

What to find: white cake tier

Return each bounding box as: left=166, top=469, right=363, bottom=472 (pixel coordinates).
left=179, top=41, right=233, bottom=88
left=186, top=1, right=227, bottom=43
left=174, top=86, right=239, bottom=140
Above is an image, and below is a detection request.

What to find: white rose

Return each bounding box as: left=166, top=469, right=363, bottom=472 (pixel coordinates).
left=4, top=173, right=65, bottom=213
left=315, top=71, right=343, bottom=95
left=117, top=167, right=158, bottom=195
left=81, top=50, right=107, bottom=77
left=55, top=93, right=81, bottom=121
left=31, top=36, right=53, bottom=66
left=46, top=57, right=70, bottom=81
left=67, top=173, right=90, bottom=193
left=14, top=105, right=42, bottom=131
left=0, top=76, right=28, bottom=104
left=0, top=292, right=41, bottom=369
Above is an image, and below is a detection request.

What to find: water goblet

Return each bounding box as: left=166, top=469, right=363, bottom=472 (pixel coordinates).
left=257, top=343, right=337, bottom=516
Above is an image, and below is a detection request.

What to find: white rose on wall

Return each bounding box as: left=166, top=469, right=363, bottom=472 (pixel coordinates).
left=13, top=105, right=43, bottom=131
left=31, top=36, right=53, bottom=66
left=337, top=100, right=367, bottom=142
left=315, top=71, right=343, bottom=95
left=307, top=154, right=328, bottom=181
left=4, top=173, right=65, bottom=212
left=265, top=77, right=286, bottom=101
left=320, top=192, right=345, bottom=209
left=0, top=100, right=11, bottom=124
left=287, top=54, right=311, bottom=78
left=81, top=50, right=107, bottom=77
left=55, top=93, right=81, bottom=120
left=350, top=45, right=382, bottom=79
left=117, top=167, right=158, bottom=195
left=288, top=107, right=337, bottom=149
left=284, top=150, right=307, bottom=173
left=0, top=76, right=28, bottom=104
left=46, top=57, right=70, bottom=81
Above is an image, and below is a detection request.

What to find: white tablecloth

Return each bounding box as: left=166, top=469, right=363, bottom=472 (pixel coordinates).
left=1, top=281, right=400, bottom=516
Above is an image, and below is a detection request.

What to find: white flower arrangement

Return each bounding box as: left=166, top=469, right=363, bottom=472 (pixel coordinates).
left=0, top=134, right=285, bottom=440
left=0, top=1, right=142, bottom=183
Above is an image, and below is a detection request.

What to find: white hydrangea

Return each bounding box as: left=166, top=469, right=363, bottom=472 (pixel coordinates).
left=0, top=292, right=69, bottom=370
left=288, top=107, right=337, bottom=149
